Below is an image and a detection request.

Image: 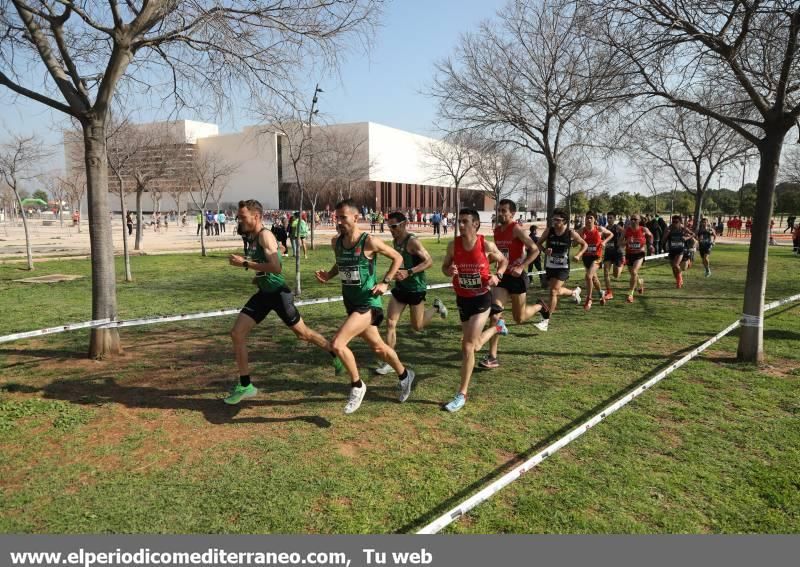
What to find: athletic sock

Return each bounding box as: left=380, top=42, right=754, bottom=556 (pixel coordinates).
left=537, top=299, right=551, bottom=319
left=353, top=379, right=364, bottom=389
left=399, top=368, right=408, bottom=381
left=239, top=375, right=251, bottom=387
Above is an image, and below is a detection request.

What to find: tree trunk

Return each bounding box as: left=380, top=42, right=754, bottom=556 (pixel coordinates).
left=135, top=187, right=144, bottom=250
left=118, top=182, right=132, bottom=282
left=83, top=119, right=121, bottom=358
left=454, top=184, right=461, bottom=238
left=13, top=190, right=34, bottom=270
left=737, top=134, right=782, bottom=363
left=311, top=203, right=316, bottom=250
left=295, top=190, right=304, bottom=296
left=692, top=190, right=705, bottom=233
left=200, top=211, right=207, bottom=257
left=546, top=159, right=557, bottom=222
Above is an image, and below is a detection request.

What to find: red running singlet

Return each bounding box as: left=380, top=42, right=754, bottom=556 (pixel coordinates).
left=452, top=235, right=491, bottom=298
left=581, top=226, right=604, bottom=257
left=625, top=226, right=646, bottom=255
left=493, top=222, right=525, bottom=266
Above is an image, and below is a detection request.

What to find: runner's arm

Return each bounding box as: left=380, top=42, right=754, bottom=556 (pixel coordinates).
left=599, top=226, right=614, bottom=246
left=228, top=231, right=281, bottom=273
left=366, top=235, right=403, bottom=282
left=441, top=241, right=457, bottom=277
left=484, top=240, right=509, bottom=283
left=396, top=238, right=433, bottom=281
left=571, top=230, right=588, bottom=259
left=314, top=237, right=339, bottom=282
left=511, top=224, right=540, bottom=274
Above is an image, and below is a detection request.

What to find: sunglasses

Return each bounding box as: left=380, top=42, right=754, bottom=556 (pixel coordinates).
left=387, top=223, right=404, bottom=229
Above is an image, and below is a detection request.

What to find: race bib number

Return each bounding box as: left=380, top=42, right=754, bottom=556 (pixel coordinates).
left=339, top=267, right=362, bottom=286
left=670, top=240, right=683, bottom=250
left=587, top=245, right=597, bottom=255
left=546, top=254, right=567, bottom=269
left=458, top=273, right=482, bottom=289
left=629, top=241, right=642, bottom=250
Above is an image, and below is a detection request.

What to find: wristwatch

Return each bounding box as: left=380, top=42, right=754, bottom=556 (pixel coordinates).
left=243, top=261, right=249, bottom=271
left=382, top=275, right=392, bottom=284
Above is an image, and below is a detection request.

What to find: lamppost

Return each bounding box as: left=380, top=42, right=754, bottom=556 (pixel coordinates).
left=294, top=83, right=322, bottom=296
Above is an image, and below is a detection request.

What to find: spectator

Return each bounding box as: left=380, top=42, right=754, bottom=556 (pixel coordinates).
left=126, top=211, right=133, bottom=236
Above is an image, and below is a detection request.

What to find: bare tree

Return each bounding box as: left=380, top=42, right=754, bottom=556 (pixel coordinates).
left=41, top=171, right=69, bottom=228
left=557, top=148, right=606, bottom=221
left=59, top=169, right=86, bottom=232
left=0, top=134, right=49, bottom=269
left=431, top=0, right=626, bottom=223
left=473, top=142, right=524, bottom=219
left=187, top=150, right=238, bottom=257
left=627, top=105, right=749, bottom=229
left=423, top=131, right=479, bottom=236
left=0, top=1, right=381, bottom=358
left=594, top=1, right=800, bottom=362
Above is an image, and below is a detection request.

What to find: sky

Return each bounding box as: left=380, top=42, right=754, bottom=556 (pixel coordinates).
left=0, top=0, right=755, bottom=190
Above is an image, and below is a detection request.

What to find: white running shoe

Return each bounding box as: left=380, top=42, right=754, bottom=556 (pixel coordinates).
left=572, top=286, right=582, bottom=304
left=374, top=362, right=393, bottom=375
left=397, top=368, right=416, bottom=403
left=534, top=318, right=550, bottom=332
left=433, top=297, right=448, bottom=319
left=344, top=383, right=367, bottom=414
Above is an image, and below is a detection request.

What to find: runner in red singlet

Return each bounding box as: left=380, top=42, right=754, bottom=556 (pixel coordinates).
left=579, top=211, right=613, bottom=311
left=619, top=214, right=655, bottom=303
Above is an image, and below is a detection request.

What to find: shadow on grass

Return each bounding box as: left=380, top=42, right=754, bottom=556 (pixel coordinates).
left=36, top=376, right=333, bottom=428
left=398, top=339, right=703, bottom=534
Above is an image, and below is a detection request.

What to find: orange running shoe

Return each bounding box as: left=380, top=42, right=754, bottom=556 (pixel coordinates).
left=626, top=294, right=634, bottom=303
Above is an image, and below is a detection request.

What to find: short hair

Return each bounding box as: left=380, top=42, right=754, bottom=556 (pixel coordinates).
left=388, top=211, right=406, bottom=223
left=607, top=211, right=616, bottom=217
left=552, top=208, right=568, bottom=221
left=335, top=198, right=358, bottom=212
left=671, top=215, right=682, bottom=222
left=458, top=208, right=480, bottom=223
left=238, top=199, right=263, bottom=215
left=498, top=199, right=517, bottom=213
left=585, top=211, right=596, bottom=220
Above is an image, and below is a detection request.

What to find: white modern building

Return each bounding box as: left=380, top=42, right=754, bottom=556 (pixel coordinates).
left=65, top=119, right=492, bottom=214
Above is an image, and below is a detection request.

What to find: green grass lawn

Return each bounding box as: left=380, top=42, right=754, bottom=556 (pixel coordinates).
left=1, top=242, right=798, bottom=533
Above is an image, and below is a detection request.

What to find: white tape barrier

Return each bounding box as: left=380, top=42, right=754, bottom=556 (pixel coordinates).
left=0, top=252, right=668, bottom=343
left=0, top=319, right=111, bottom=344
left=416, top=291, right=800, bottom=534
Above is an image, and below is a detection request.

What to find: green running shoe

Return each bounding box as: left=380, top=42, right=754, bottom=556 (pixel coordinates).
left=224, top=383, right=258, bottom=405
left=332, top=356, right=346, bottom=375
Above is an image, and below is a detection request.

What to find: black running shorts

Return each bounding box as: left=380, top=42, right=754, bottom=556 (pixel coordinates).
left=344, top=299, right=384, bottom=327
left=582, top=255, right=601, bottom=269
left=390, top=287, right=427, bottom=306
left=603, top=249, right=624, bottom=267
left=241, top=287, right=301, bottom=326
left=545, top=268, right=570, bottom=282
left=497, top=273, right=529, bottom=295
left=456, top=292, right=492, bottom=323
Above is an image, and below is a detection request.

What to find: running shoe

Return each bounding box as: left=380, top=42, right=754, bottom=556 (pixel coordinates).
left=479, top=355, right=500, bottom=369
left=599, top=295, right=607, bottom=306
left=374, top=362, right=393, bottom=375
left=534, top=318, right=549, bottom=332
left=442, top=392, right=466, bottom=413
left=332, top=356, right=346, bottom=376
left=397, top=368, right=416, bottom=403
left=343, top=383, right=367, bottom=414
left=224, top=383, right=257, bottom=405
left=495, top=319, right=509, bottom=336
left=572, top=286, right=582, bottom=304
left=604, top=290, right=614, bottom=301
left=433, top=297, right=448, bottom=319
left=583, top=298, right=592, bottom=312
left=705, top=268, right=711, bottom=278
left=626, top=294, right=634, bottom=303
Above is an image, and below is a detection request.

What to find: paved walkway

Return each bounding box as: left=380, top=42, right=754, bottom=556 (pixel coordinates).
left=1, top=218, right=792, bottom=263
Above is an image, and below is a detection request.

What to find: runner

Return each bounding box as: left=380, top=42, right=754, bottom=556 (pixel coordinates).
left=440, top=208, right=509, bottom=412
left=534, top=208, right=587, bottom=329
left=602, top=212, right=625, bottom=302
left=480, top=199, right=542, bottom=369
left=662, top=215, right=696, bottom=289
left=314, top=199, right=416, bottom=414
left=619, top=214, right=655, bottom=303
left=224, top=199, right=345, bottom=405
left=374, top=212, right=447, bottom=375
left=696, top=217, right=716, bottom=277
left=579, top=211, right=613, bottom=311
